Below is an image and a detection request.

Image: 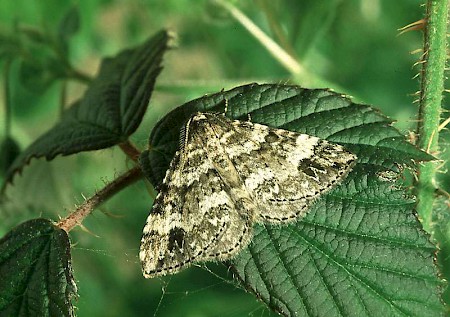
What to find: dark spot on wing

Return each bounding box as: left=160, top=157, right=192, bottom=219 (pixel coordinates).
left=168, top=227, right=186, bottom=252
left=298, top=158, right=327, bottom=178
left=156, top=258, right=165, bottom=269
left=264, top=131, right=279, bottom=143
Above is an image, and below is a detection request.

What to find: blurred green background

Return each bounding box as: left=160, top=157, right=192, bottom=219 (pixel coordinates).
left=1, top=0, right=449, bottom=316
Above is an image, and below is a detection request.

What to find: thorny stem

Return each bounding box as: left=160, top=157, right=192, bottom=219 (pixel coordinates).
left=416, top=0, right=449, bottom=231
left=57, top=166, right=143, bottom=232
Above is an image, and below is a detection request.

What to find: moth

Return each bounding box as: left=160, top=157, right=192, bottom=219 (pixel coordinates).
left=140, top=112, right=357, bottom=278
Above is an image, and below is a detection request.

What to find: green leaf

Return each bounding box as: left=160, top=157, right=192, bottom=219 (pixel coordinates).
left=232, top=166, right=441, bottom=317
left=4, top=30, right=170, bottom=184
left=0, top=218, right=76, bottom=317
left=433, top=196, right=450, bottom=307
left=139, top=84, right=443, bottom=317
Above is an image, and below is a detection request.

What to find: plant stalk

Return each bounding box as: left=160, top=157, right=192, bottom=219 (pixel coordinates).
left=3, top=60, right=12, bottom=137
left=213, top=0, right=304, bottom=77
left=119, top=140, right=141, bottom=162
left=57, top=166, right=143, bottom=232
left=416, top=0, right=449, bottom=231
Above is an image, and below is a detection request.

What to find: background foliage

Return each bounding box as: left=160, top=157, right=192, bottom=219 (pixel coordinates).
left=0, top=0, right=448, bottom=316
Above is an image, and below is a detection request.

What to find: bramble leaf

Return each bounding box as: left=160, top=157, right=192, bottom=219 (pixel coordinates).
left=140, top=84, right=443, bottom=317
left=0, top=218, right=76, bottom=317
left=5, top=30, right=171, bottom=185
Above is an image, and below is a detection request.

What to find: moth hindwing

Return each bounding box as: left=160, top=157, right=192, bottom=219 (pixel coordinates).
left=140, top=112, right=357, bottom=277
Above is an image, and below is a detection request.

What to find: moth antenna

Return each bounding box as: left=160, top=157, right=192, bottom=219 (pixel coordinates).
left=179, top=122, right=187, bottom=151
left=178, top=115, right=195, bottom=168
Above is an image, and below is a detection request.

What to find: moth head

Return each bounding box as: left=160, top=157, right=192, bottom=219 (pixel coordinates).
left=179, top=112, right=229, bottom=152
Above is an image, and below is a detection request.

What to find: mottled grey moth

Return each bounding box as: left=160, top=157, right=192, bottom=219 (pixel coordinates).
left=140, top=112, right=357, bottom=278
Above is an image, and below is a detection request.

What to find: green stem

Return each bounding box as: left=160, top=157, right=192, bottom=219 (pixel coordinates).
left=3, top=60, right=12, bottom=137
left=255, top=0, right=297, bottom=59
left=416, top=0, right=448, bottom=231
left=213, top=0, right=305, bottom=77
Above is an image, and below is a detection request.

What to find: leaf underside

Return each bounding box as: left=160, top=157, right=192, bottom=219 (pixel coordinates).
left=4, top=30, right=170, bottom=185
left=140, top=84, right=443, bottom=317
left=0, top=218, right=76, bottom=317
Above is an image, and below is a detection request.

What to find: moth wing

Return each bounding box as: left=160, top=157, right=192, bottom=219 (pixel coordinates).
left=140, top=149, right=251, bottom=277
left=201, top=198, right=253, bottom=261
left=221, top=118, right=356, bottom=222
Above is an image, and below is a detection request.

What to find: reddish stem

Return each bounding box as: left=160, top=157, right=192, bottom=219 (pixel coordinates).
left=119, top=140, right=141, bottom=162
left=57, top=166, right=143, bottom=232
